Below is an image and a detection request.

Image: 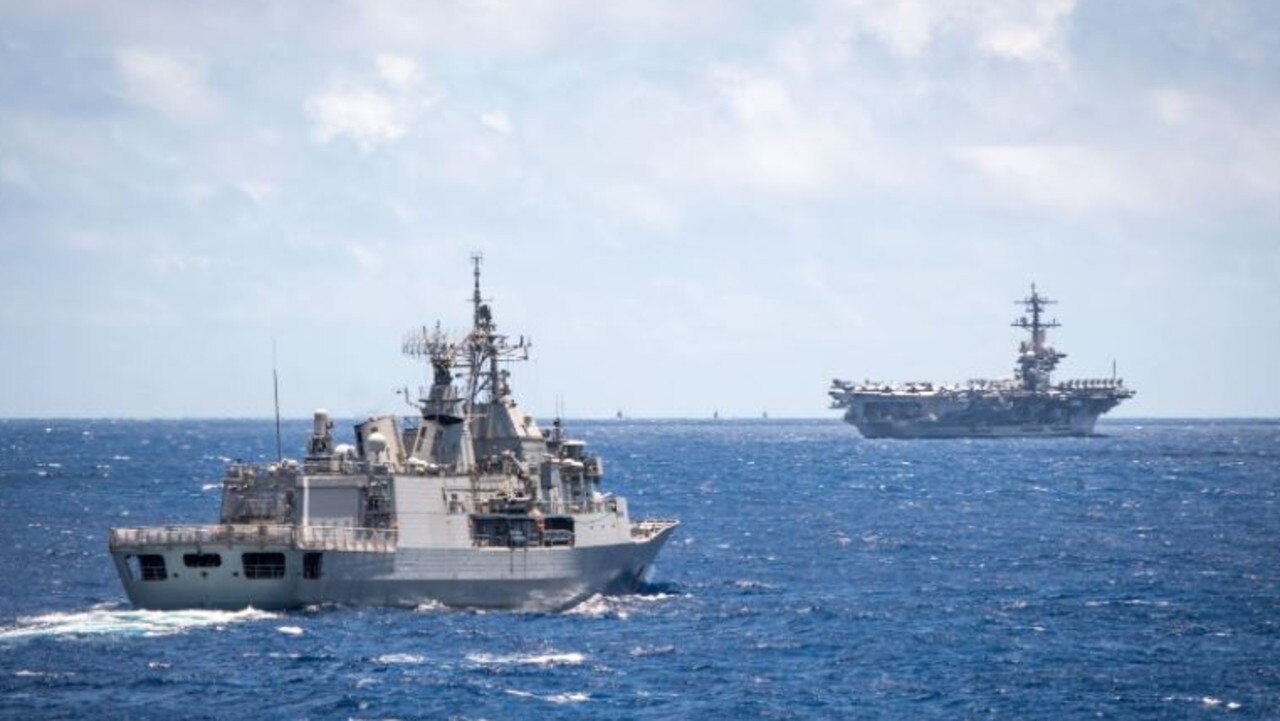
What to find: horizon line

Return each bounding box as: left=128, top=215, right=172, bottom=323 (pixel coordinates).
left=1, top=414, right=1276, bottom=422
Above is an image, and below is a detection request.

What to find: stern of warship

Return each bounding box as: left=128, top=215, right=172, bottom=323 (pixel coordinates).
left=108, top=524, right=396, bottom=610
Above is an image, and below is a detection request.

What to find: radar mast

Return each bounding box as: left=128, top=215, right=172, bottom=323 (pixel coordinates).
left=463, top=253, right=530, bottom=410
left=1011, top=283, right=1066, bottom=391
left=401, top=254, right=530, bottom=419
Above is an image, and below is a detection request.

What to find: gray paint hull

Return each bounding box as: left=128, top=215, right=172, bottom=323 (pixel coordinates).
left=111, top=528, right=675, bottom=613
left=846, top=410, right=1103, bottom=438
left=836, top=392, right=1122, bottom=439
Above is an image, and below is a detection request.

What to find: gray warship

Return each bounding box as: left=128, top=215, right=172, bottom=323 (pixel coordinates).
left=108, top=257, right=677, bottom=611
left=829, top=285, right=1134, bottom=438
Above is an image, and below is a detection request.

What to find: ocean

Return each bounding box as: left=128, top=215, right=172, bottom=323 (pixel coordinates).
left=1, top=418, right=1277, bottom=719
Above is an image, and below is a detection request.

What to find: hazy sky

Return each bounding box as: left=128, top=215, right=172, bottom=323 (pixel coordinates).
left=1, top=1, right=1277, bottom=419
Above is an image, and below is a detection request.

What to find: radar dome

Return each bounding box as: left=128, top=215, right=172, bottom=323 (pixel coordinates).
left=367, top=432, right=388, bottom=455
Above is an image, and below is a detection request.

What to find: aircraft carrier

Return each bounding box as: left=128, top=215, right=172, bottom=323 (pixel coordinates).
left=109, top=256, right=677, bottom=611
left=829, top=285, right=1134, bottom=438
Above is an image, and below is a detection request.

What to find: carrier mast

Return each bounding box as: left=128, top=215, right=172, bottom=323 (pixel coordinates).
left=1011, top=283, right=1066, bottom=391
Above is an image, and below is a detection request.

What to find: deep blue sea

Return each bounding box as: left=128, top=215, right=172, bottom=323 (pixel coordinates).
left=1, top=418, right=1278, bottom=720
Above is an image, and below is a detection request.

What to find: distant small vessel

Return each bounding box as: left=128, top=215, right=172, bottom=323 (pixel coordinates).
left=109, top=256, right=677, bottom=611
left=829, top=285, right=1134, bottom=438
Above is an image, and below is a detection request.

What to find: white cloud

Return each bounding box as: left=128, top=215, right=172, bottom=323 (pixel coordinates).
left=558, top=60, right=899, bottom=211
left=1150, top=88, right=1193, bottom=126
left=0, top=158, right=35, bottom=192
left=115, top=48, right=220, bottom=122
left=953, top=144, right=1150, bottom=212
left=590, top=182, right=680, bottom=232
left=974, top=0, right=1075, bottom=65
left=343, top=1, right=732, bottom=57
left=306, top=88, right=406, bottom=151
left=851, top=0, right=936, bottom=58
left=305, top=56, right=443, bottom=152
left=62, top=229, right=109, bottom=251
left=347, top=243, right=384, bottom=273
left=148, top=252, right=210, bottom=275
left=376, top=54, right=418, bottom=88
left=700, top=65, right=853, bottom=194
left=237, top=180, right=276, bottom=204
left=479, top=111, right=513, bottom=135
left=804, top=0, right=1076, bottom=66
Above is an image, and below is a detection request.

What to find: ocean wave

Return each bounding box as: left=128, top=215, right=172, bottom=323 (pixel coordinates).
left=413, top=599, right=448, bottom=613
left=504, top=688, right=590, bottom=704
left=1084, top=598, right=1172, bottom=608
left=628, top=644, right=676, bottom=657
left=565, top=594, right=628, bottom=619
left=13, top=669, right=76, bottom=678
left=1163, top=695, right=1242, bottom=710
left=374, top=653, right=425, bottom=664
left=565, top=592, right=682, bottom=619
left=0, top=607, right=278, bottom=643
left=467, top=651, right=585, bottom=667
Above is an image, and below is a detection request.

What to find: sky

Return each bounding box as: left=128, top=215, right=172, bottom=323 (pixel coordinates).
left=1, top=0, right=1278, bottom=419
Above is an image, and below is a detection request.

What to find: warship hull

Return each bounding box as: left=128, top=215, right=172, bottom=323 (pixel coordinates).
left=834, top=391, right=1124, bottom=439
left=110, top=524, right=676, bottom=612
left=843, top=410, right=1104, bottom=439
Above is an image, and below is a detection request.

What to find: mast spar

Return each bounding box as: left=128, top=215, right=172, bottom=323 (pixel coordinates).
left=402, top=253, right=530, bottom=417
left=1011, top=283, right=1065, bottom=391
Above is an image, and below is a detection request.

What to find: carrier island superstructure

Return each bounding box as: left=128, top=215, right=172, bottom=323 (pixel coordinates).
left=829, top=286, right=1134, bottom=438
left=109, top=257, right=677, bottom=611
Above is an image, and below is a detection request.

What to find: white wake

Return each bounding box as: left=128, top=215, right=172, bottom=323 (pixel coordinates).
left=0, top=606, right=278, bottom=642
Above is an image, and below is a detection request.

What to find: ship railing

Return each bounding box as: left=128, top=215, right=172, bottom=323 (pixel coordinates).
left=531, top=499, right=620, bottom=515
left=294, top=525, right=398, bottom=553
left=301, top=458, right=368, bottom=475
left=631, top=518, right=679, bottom=540
left=108, top=524, right=293, bottom=549
left=108, top=524, right=398, bottom=553
left=1057, top=378, right=1127, bottom=390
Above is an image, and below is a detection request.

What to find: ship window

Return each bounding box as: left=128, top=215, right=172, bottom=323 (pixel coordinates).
left=471, top=514, right=535, bottom=548
left=303, top=552, right=323, bottom=579
left=542, top=516, right=575, bottom=547
left=136, top=554, right=167, bottom=581
left=183, top=553, right=222, bottom=568
left=242, top=552, right=286, bottom=579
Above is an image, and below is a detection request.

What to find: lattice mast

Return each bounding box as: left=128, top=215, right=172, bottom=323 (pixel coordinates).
left=462, top=254, right=530, bottom=411
left=1012, top=283, right=1066, bottom=391
left=402, top=254, right=530, bottom=414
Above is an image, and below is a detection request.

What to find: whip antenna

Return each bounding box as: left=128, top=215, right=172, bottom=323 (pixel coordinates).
left=273, top=339, right=283, bottom=462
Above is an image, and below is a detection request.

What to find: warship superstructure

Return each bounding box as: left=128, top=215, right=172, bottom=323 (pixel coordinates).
left=109, top=257, right=677, bottom=611
left=829, top=286, right=1134, bottom=438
